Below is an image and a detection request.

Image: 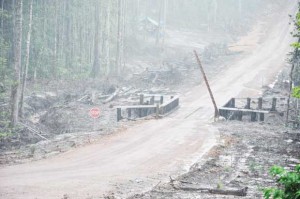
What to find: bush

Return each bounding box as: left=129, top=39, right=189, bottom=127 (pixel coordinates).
left=292, top=86, right=300, bottom=99
left=263, top=165, right=300, bottom=199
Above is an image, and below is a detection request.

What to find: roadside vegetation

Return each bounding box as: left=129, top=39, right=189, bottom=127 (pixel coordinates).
left=262, top=5, right=300, bottom=199
left=263, top=165, right=300, bottom=199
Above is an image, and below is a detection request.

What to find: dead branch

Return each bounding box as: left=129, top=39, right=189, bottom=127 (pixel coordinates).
left=121, top=86, right=133, bottom=94
left=77, top=95, right=88, bottom=102
left=169, top=176, right=247, bottom=197
left=152, top=181, right=162, bottom=190
left=152, top=73, right=159, bottom=84
left=103, top=88, right=120, bottom=104
left=18, top=122, right=50, bottom=141
left=98, top=94, right=110, bottom=100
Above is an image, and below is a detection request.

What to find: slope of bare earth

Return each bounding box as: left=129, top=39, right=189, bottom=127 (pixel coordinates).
left=130, top=119, right=300, bottom=199
left=0, top=1, right=297, bottom=199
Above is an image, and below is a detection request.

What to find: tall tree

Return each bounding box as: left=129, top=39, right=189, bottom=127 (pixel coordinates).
left=53, top=0, right=58, bottom=78
left=286, top=5, right=300, bottom=124
left=104, top=1, right=111, bottom=75
left=116, top=0, right=124, bottom=75
left=19, top=0, right=33, bottom=118
left=238, top=0, right=242, bottom=19
left=213, top=0, right=218, bottom=24
left=10, top=0, right=22, bottom=127
left=121, top=0, right=126, bottom=71
left=91, top=1, right=101, bottom=78
left=0, top=0, right=7, bottom=82
left=156, top=0, right=163, bottom=45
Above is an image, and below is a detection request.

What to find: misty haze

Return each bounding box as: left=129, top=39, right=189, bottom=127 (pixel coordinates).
left=0, top=0, right=299, bottom=198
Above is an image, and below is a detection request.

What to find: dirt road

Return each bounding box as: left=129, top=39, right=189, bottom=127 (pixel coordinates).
left=0, top=2, right=296, bottom=199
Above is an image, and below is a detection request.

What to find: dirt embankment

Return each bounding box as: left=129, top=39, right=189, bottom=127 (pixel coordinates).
left=128, top=121, right=299, bottom=199
left=127, top=72, right=300, bottom=199
left=0, top=80, right=178, bottom=165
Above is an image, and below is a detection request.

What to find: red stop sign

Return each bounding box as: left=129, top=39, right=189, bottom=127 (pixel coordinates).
left=89, top=107, right=100, bottom=118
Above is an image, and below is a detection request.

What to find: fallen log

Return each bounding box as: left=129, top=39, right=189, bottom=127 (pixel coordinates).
left=156, top=79, right=166, bottom=84
left=152, top=73, right=159, bottom=84
left=77, top=95, right=89, bottom=102
left=103, top=88, right=120, bottom=104
left=121, top=86, right=133, bottom=94
left=169, top=177, right=247, bottom=197
left=98, top=94, right=111, bottom=100
left=18, top=122, right=49, bottom=141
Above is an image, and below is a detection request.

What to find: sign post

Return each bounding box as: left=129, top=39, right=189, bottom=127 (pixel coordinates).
left=89, top=107, right=100, bottom=131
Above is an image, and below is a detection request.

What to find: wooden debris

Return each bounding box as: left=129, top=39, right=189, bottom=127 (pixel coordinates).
left=152, top=73, right=159, bottom=84
left=18, top=122, right=49, bottom=141
left=103, top=88, right=120, bottom=104
left=170, top=176, right=248, bottom=197
left=98, top=94, right=111, bottom=100
left=77, top=95, right=88, bottom=102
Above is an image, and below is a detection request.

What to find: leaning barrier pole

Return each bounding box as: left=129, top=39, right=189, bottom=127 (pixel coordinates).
left=194, top=50, right=219, bottom=119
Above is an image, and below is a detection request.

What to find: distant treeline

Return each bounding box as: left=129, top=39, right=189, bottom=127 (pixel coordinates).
left=0, top=0, right=282, bottom=82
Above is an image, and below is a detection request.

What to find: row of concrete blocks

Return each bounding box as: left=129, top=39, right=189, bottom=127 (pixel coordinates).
left=219, top=97, right=279, bottom=122
left=117, top=95, right=179, bottom=122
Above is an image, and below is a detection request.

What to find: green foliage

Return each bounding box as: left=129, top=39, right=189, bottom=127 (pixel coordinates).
left=291, top=8, right=300, bottom=49
left=0, top=132, right=12, bottom=139
left=290, top=4, right=300, bottom=98
left=296, top=12, right=300, bottom=27
left=217, top=178, right=223, bottom=190
left=292, top=42, right=300, bottom=49
left=263, top=165, right=300, bottom=199
left=0, top=37, right=9, bottom=74
left=292, top=86, right=300, bottom=98
left=0, top=9, right=11, bottom=20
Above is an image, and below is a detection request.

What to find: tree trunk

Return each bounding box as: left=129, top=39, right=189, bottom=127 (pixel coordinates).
left=160, top=0, right=167, bottom=66
left=65, top=0, right=71, bottom=69
left=104, top=1, right=111, bottom=76
left=121, top=0, right=126, bottom=71
left=19, top=0, right=33, bottom=118
left=91, top=1, right=101, bottom=78
left=0, top=0, right=5, bottom=82
left=156, top=0, right=163, bottom=45
left=136, top=0, right=140, bottom=18
left=53, top=0, right=58, bottom=78
left=161, top=0, right=167, bottom=47
left=10, top=0, right=22, bottom=127
left=214, top=0, right=218, bottom=24
left=0, top=0, right=3, bottom=30
left=238, top=0, right=242, bottom=19
left=286, top=39, right=300, bottom=125
left=207, top=2, right=211, bottom=32
left=116, top=0, right=123, bottom=76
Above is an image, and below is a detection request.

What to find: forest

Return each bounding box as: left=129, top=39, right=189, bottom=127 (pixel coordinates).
left=1, top=0, right=286, bottom=127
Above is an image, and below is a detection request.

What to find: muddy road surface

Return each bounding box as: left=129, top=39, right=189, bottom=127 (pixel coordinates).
left=0, top=2, right=296, bottom=199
